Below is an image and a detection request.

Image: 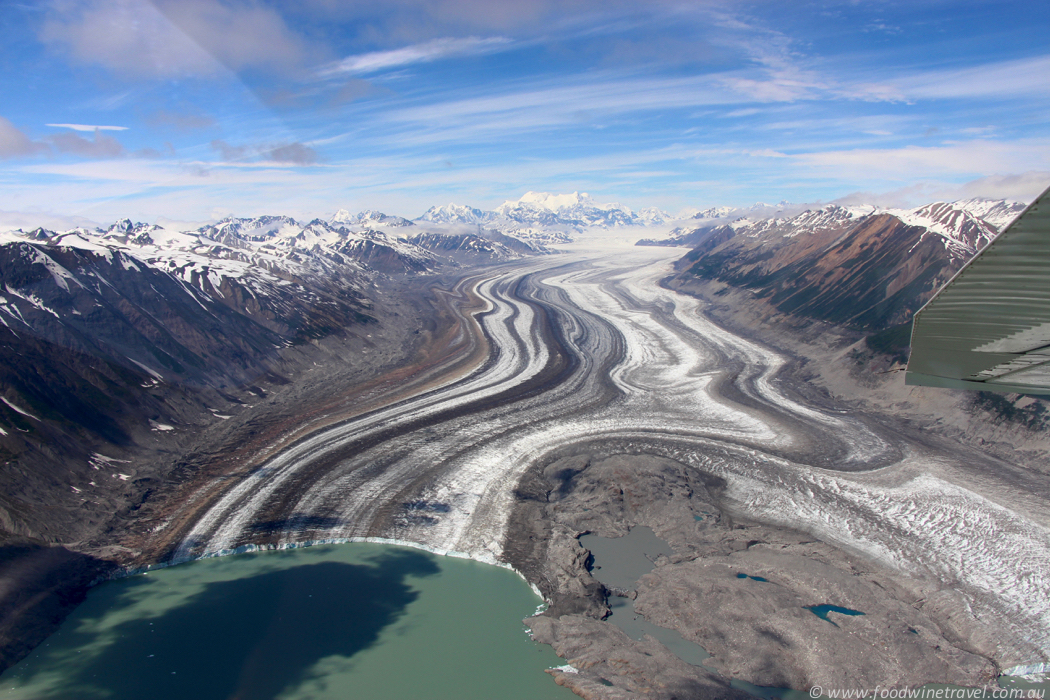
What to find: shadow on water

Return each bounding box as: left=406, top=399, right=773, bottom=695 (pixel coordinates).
left=18, top=549, right=439, bottom=700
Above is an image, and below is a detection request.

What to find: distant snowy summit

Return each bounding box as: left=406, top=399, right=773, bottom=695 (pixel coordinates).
left=689, top=202, right=798, bottom=222
left=416, top=203, right=494, bottom=225
left=417, top=191, right=671, bottom=232
left=332, top=209, right=415, bottom=228
left=497, top=191, right=644, bottom=228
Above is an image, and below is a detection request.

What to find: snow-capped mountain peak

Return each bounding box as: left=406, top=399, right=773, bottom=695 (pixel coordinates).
left=331, top=208, right=354, bottom=224
left=496, top=191, right=638, bottom=229
left=888, top=202, right=999, bottom=257
left=691, top=206, right=738, bottom=221
left=416, top=203, right=493, bottom=225
left=330, top=209, right=415, bottom=228
left=513, top=191, right=600, bottom=211
left=788, top=204, right=876, bottom=231
left=634, top=207, right=672, bottom=225
left=951, top=198, right=1027, bottom=232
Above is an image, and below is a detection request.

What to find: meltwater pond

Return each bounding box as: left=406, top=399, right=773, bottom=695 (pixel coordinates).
left=0, top=543, right=575, bottom=700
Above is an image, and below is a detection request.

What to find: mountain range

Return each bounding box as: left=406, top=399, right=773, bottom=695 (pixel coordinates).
left=659, top=197, right=1026, bottom=336
left=0, top=213, right=557, bottom=549
left=0, top=190, right=1029, bottom=548
left=419, top=191, right=671, bottom=233
left=0, top=188, right=1035, bottom=678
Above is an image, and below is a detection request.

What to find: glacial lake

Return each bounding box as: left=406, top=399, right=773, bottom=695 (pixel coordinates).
left=0, top=543, right=576, bottom=700
left=580, top=526, right=713, bottom=667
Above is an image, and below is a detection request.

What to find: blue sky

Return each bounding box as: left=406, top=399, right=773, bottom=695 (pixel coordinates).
left=2, top=0, right=1049, bottom=225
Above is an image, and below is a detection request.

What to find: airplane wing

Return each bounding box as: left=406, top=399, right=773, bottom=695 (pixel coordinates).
left=906, top=184, right=1050, bottom=395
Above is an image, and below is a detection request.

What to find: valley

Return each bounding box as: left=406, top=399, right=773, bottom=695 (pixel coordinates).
left=127, top=247, right=1050, bottom=695
left=1, top=196, right=1048, bottom=697
left=6, top=3, right=1050, bottom=695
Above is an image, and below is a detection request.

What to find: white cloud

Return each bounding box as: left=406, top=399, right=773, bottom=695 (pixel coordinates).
left=724, top=108, right=762, bottom=118
left=47, top=123, right=128, bottom=131
left=839, top=55, right=1050, bottom=104
left=834, top=171, right=1050, bottom=209
left=719, top=76, right=816, bottom=102
left=49, top=129, right=125, bottom=158
left=794, top=140, right=1050, bottom=180
left=39, top=0, right=309, bottom=78
left=893, top=54, right=1050, bottom=101
left=0, top=209, right=101, bottom=233
left=954, top=171, right=1050, bottom=202
left=0, top=117, right=50, bottom=159
left=381, top=72, right=760, bottom=139
left=319, top=36, right=513, bottom=77
left=266, top=142, right=319, bottom=166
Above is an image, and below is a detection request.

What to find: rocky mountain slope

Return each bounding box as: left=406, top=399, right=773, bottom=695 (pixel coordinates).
left=0, top=213, right=546, bottom=546
left=0, top=207, right=558, bottom=671
left=661, top=194, right=1049, bottom=464
left=406, top=229, right=541, bottom=264
left=0, top=240, right=301, bottom=541
left=662, top=199, right=1022, bottom=331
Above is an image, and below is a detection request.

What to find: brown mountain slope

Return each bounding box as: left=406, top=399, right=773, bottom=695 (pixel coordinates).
left=673, top=207, right=997, bottom=331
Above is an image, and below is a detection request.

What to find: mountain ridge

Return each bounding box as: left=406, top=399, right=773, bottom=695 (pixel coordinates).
left=0, top=211, right=550, bottom=553
left=664, top=199, right=1019, bottom=334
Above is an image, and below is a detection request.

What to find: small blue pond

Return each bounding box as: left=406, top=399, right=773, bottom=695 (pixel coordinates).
left=736, top=573, right=768, bottom=582
left=805, top=604, right=865, bottom=626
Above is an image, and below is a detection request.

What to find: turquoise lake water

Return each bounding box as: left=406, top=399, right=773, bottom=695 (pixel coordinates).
left=0, top=543, right=576, bottom=700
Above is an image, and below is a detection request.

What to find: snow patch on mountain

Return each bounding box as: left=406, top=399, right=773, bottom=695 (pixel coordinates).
left=416, top=203, right=494, bottom=225
left=416, top=192, right=674, bottom=236
left=889, top=202, right=999, bottom=258
left=496, top=191, right=638, bottom=229
left=332, top=209, right=416, bottom=228
left=778, top=205, right=876, bottom=237
left=952, top=198, right=1027, bottom=232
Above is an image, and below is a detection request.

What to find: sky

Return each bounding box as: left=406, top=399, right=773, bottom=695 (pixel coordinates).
left=1, top=0, right=1050, bottom=226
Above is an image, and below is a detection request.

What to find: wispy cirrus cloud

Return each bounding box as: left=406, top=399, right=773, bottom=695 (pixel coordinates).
left=381, top=72, right=763, bottom=135
left=318, top=36, right=514, bottom=77
left=826, top=54, right=1050, bottom=104
left=46, top=123, right=128, bottom=131
left=835, top=171, right=1050, bottom=209
left=891, top=54, right=1050, bottom=101
left=794, top=139, right=1050, bottom=181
